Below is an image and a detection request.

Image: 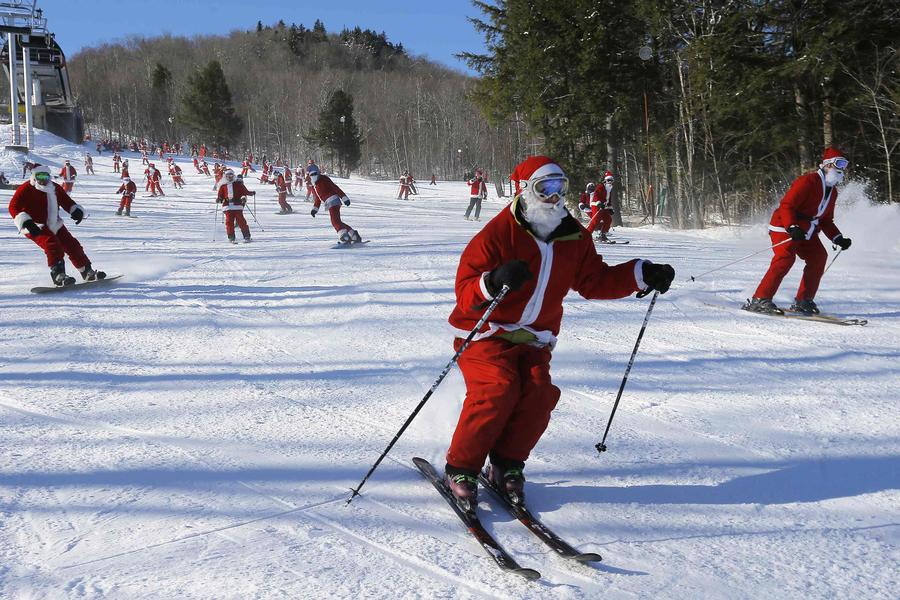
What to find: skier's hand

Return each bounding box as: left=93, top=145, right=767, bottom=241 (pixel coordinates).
left=833, top=235, right=852, bottom=250
left=486, top=260, right=533, bottom=297
left=342, top=197, right=351, bottom=206
left=787, top=225, right=805, bottom=241
left=578, top=204, right=587, bottom=211
left=310, top=207, right=318, bottom=217
left=641, top=261, right=675, bottom=294
left=70, top=207, right=85, bottom=224
left=22, top=219, right=41, bottom=237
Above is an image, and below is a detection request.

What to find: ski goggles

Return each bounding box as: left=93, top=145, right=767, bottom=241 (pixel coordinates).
left=531, top=175, right=569, bottom=200
left=825, top=157, right=849, bottom=169
left=33, top=172, right=51, bottom=184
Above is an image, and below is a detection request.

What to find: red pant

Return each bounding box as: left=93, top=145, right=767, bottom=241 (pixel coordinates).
left=119, top=194, right=133, bottom=210
left=446, top=337, right=561, bottom=472
left=224, top=210, right=250, bottom=239
left=277, top=193, right=292, bottom=212
left=62, top=182, right=74, bottom=193
left=588, top=209, right=612, bottom=233
left=327, top=204, right=351, bottom=233
left=754, top=232, right=828, bottom=300
left=26, top=225, right=89, bottom=269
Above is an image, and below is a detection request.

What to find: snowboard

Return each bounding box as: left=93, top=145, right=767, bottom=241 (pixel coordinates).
left=31, top=275, right=123, bottom=294
left=330, top=240, right=370, bottom=250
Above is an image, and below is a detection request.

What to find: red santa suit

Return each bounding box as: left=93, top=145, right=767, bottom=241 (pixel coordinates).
left=144, top=166, right=165, bottom=196
left=116, top=179, right=137, bottom=214
left=310, top=172, right=358, bottom=240
left=274, top=171, right=293, bottom=213
left=754, top=166, right=845, bottom=301
left=113, top=153, right=121, bottom=173
left=446, top=157, right=647, bottom=474
left=8, top=176, right=90, bottom=269
left=172, top=165, right=184, bottom=188
left=217, top=178, right=254, bottom=241
left=84, top=155, right=94, bottom=175
left=59, top=163, right=77, bottom=193
left=241, top=160, right=255, bottom=178
left=398, top=174, right=411, bottom=200
left=587, top=177, right=613, bottom=235
left=464, top=174, right=487, bottom=220
left=193, top=157, right=202, bottom=174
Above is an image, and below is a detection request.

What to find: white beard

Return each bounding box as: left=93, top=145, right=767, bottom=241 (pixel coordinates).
left=521, top=195, right=567, bottom=239
left=824, top=169, right=844, bottom=186
left=605, top=183, right=613, bottom=194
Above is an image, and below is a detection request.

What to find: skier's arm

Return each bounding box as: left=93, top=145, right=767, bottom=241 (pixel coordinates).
left=455, top=232, right=501, bottom=309
left=573, top=242, right=645, bottom=300
left=819, top=190, right=842, bottom=241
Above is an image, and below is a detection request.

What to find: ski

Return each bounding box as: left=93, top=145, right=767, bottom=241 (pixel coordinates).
left=412, top=458, right=541, bottom=581
left=595, top=239, right=629, bottom=245
left=31, top=275, right=123, bottom=294
left=478, top=471, right=602, bottom=563
left=740, top=305, right=867, bottom=326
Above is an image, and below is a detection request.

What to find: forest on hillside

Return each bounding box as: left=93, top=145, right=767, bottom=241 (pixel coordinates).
left=64, top=2, right=899, bottom=228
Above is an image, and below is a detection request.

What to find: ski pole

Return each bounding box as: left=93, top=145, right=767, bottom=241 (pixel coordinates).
left=823, top=248, right=842, bottom=276
left=212, top=201, right=219, bottom=241
left=347, top=284, right=511, bottom=505
left=595, top=290, right=659, bottom=454
left=688, top=238, right=792, bottom=282
left=244, top=202, right=265, bottom=232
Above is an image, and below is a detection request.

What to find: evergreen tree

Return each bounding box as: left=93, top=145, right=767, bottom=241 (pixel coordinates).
left=179, top=60, right=243, bottom=148
left=149, top=63, right=173, bottom=139
left=308, top=90, right=362, bottom=177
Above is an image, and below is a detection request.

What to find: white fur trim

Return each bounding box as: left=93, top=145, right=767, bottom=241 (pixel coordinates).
left=529, top=162, right=564, bottom=180
left=634, top=259, right=648, bottom=291
left=323, top=194, right=341, bottom=209
left=479, top=272, right=493, bottom=300
left=13, top=211, right=33, bottom=232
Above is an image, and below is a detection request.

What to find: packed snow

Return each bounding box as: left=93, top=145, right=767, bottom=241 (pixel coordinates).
left=1, top=128, right=898, bottom=599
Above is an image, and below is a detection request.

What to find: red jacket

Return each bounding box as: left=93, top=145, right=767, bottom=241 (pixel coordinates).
left=9, top=181, right=83, bottom=234
left=769, top=170, right=842, bottom=241
left=311, top=175, right=349, bottom=209
left=217, top=180, right=253, bottom=210
left=468, top=177, right=487, bottom=198
left=60, top=164, right=77, bottom=182
left=116, top=180, right=137, bottom=197
left=448, top=198, right=644, bottom=348
left=591, top=185, right=610, bottom=210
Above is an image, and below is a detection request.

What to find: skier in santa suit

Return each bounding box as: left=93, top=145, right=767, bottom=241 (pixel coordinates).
left=464, top=168, right=488, bottom=221
left=171, top=164, right=185, bottom=189
left=84, top=153, right=95, bottom=175
left=193, top=156, right=202, bottom=174
left=59, top=160, right=77, bottom=193
left=144, top=163, right=165, bottom=196
left=587, top=171, right=615, bottom=241
left=121, top=160, right=130, bottom=180
left=274, top=168, right=293, bottom=214
left=578, top=182, right=596, bottom=219
left=304, top=162, right=316, bottom=202
left=441, top=155, right=674, bottom=511
left=398, top=171, right=411, bottom=200
left=8, top=165, right=106, bottom=286
left=216, top=168, right=255, bottom=243
left=241, top=159, right=255, bottom=178
left=307, top=163, right=362, bottom=244
left=113, top=152, right=121, bottom=173
left=115, top=177, right=137, bottom=216
left=284, top=164, right=294, bottom=196
left=745, top=147, right=852, bottom=315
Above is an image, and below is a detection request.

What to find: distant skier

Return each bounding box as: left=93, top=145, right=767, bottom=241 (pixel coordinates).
left=430, top=173, right=437, bottom=186
left=113, top=152, right=122, bottom=173
left=84, top=153, right=95, bottom=175
left=274, top=168, right=293, bottom=214
left=59, top=160, right=77, bottom=193
left=144, top=163, right=165, bottom=196
left=398, top=171, right=412, bottom=200
left=115, top=177, right=137, bottom=216
left=578, top=182, right=595, bottom=221
left=121, top=159, right=130, bottom=180
left=587, top=171, right=615, bottom=242
left=8, top=165, right=106, bottom=286
left=441, top=155, right=674, bottom=512
left=744, top=147, right=853, bottom=315
left=308, top=163, right=362, bottom=244
left=216, top=168, right=255, bottom=243
left=171, top=163, right=185, bottom=189
left=241, top=158, right=255, bottom=178
left=193, top=156, right=202, bottom=174
left=464, top=168, right=487, bottom=221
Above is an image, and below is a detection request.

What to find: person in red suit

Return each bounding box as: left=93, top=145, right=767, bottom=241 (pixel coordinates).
left=8, top=165, right=105, bottom=286
left=241, top=159, right=255, bottom=178
left=745, top=147, right=852, bottom=315
left=587, top=171, right=615, bottom=241
left=59, top=160, right=77, bottom=193
left=84, top=154, right=95, bottom=175
left=274, top=168, right=293, bottom=214
left=144, top=163, right=165, bottom=197
left=115, top=177, right=137, bottom=216
left=307, top=163, right=361, bottom=243
left=441, top=155, right=674, bottom=511
left=171, top=164, right=185, bottom=189
left=216, top=169, right=255, bottom=243
left=193, top=156, right=203, bottom=174
left=464, top=168, right=488, bottom=221
left=398, top=171, right=412, bottom=200
left=578, top=182, right=595, bottom=220
left=113, top=152, right=121, bottom=173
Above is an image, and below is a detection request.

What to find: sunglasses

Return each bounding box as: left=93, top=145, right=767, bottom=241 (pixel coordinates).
left=532, top=175, right=569, bottom=199
left=34, top=173, right=51, bottom=183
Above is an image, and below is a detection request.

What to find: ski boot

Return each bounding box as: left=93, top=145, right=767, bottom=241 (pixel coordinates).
left=115, top=208, right=123, bottom=216
left=50, top=261, right=75, bottom=287
left=227, top=235, right=237, bottom=244
left=444, top=466, right=478, bottom=514
left=125, top=208, right=131, bottom=217
left=486, top=459, right=526, bottom=506
left=79, top=262, right=107, bottom=282
left=599, top=233, right=609, bottom=243
left=789, top=299, right=820, bottom=315
left=742, top=297, right=783, bottom=315
left=243, top=236, right=252, bottom=244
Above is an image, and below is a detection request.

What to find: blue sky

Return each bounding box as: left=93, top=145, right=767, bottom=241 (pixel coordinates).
left=37, top=0, right=488, bottom=74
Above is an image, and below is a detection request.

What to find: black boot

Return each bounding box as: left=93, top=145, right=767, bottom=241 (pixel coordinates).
left=742, top=297, right=783, bottom=315
left=79, top=262, right=107, bottom=282
left=789, top=299, right=820, bottom=315
left=50, top=261, right=75, bottom=287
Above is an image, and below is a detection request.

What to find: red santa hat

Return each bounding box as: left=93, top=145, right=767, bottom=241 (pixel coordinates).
left=603, top=170, right=614, bottom=181
left=509, top=155, right=564, bottom=196
left=821, top=147, right=849, bottom=167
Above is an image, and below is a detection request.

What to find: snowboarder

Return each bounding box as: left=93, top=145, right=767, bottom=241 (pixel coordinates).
left=115, top=177, right=137, bottom=216
left=274, top=168, right=293, bottom=214
left=587, top=171, right=615, bottom=242
left=216, top=168, right=255, bottom=243
left=464, top=169, right=487, bottom=221
left=744, top=147, right=852, bottom=315
left=8, top=165, right=106, bottom=286
left=84, top=153, right=95, bottom=175
left=59, top=160, right=77, bottom=193
left=441, top=155, right=674, bottom=512
left=307, top=163, right=362, bottom=244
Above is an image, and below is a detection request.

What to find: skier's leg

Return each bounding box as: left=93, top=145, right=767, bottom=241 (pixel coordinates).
left=235, top=211, right=251, bottom=238
left=474, top=198, right=482, bottom=219
left=600, top=211, right=613, bottom=233
left=464, top=197, right=476, bottom=218
left=225, top=211, right=236, bottom=240
left=53, top=225, right=90, bottom=270
left=754, top=232, right=797, bottom=299
left=587, top=210, right=600, bottom=233
left=795, top=237, right=828, bottom=300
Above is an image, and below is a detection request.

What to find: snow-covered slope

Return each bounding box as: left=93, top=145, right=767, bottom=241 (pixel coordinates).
left=0, top=131, right=898, bottom=599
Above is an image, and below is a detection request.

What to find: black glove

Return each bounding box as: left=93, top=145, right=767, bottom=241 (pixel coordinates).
left=486, top=260, right=532, bottom=296
left=70, top=207, right=84, bottom=224
left=310, top=208, right=317, bottom=217
left=787, top=225, right=805, bottom=241
left=608, top=208, right=615, bottom=215
left=642, top=262, right=675, bottom=294
left=833, top=235, right=852, bottom=250
left=23, top=219, right=41, bottom=236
